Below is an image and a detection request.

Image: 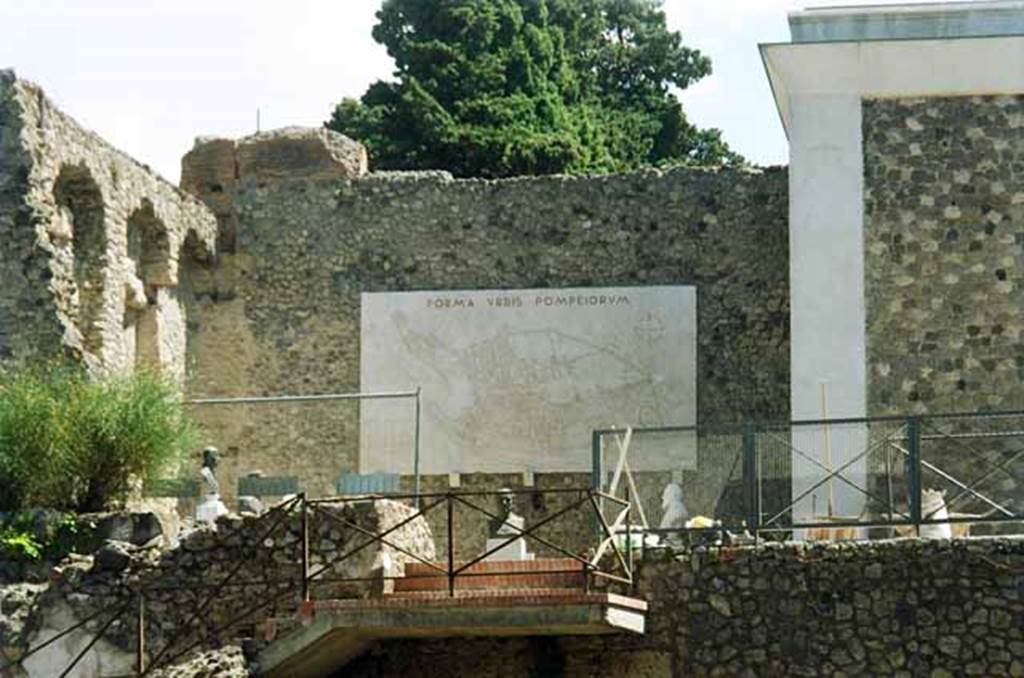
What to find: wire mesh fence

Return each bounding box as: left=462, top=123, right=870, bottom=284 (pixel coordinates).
left=917, top=412, right=1024, bottom=536
left=593, top=412, right=1024, bottom=543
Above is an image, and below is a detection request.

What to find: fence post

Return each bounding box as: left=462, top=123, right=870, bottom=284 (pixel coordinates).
left=742, top=424, right=760, bottom=539
left=300, top=493, right=310, bottom=603
left=446, top=494, right=455, bottom=597
left=624, top=484, right=632, bottom=584
left=907, top=417, right=922, bottom=537
left=414, top=387, right=422, bottom=509
left=592, top=431, right=603, bottom=540
left=136, top=591, right=145, bottom=676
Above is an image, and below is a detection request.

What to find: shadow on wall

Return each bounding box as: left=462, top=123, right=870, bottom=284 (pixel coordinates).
left=126, top=200, right=170, bottom=372
left=53, top=164, right=106, bottom=362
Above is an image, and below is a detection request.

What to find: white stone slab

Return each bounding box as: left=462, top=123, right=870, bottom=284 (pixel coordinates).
left=359, top=286, right=696, bottom=474
left=484, top=538, right=533, bottom=562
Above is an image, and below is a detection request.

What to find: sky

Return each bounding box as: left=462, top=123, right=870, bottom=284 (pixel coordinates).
left=0, top=0, right=914, bottom=183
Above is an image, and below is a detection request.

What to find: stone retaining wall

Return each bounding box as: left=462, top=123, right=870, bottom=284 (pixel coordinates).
left=1, top=499, right=434, bottom=677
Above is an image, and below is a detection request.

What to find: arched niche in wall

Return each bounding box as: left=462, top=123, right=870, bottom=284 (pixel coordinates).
left=126, top=200, right=172, bottom=290
left=125, top=200, right=172, bottom=371
left=180, top=228, right=213, bottom=269
left=167, top=228, right=214, bottom=385
left=53, top=164, right=107, bottom=359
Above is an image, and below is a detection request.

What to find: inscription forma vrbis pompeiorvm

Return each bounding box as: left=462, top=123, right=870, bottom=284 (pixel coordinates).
left=359, top=286, right=696, bottom=474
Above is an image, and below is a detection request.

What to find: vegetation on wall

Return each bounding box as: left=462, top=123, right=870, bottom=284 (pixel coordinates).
left=0, top=365, right=198, bottom=513
left=327, top=0, right=743, bottom=178
left=0, top=524, right=42, bottom=561
left=0, top=512, right=78, bottom=562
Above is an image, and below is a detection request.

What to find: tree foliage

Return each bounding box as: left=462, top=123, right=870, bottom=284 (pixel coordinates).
left=328, top=0, right=743, bottom=178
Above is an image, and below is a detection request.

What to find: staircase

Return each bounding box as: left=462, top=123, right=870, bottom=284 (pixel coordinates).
left=392, top=557, right=587, bottom=596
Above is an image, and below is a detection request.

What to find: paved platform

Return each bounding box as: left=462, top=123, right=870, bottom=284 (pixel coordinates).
left=259, top=587, right=647, bottom=678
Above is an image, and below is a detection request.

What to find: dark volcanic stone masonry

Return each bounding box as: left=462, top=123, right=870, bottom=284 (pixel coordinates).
left=345, top=537, right=1024, bottom=677
left=864, top=95, right=1024, bottom=416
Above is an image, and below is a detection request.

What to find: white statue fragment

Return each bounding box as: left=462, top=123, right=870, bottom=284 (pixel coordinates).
left=659, top=482, right=689, bottom=530
left=195, top=446, right=229, bottom=523
left=919, top=488, right=953, bottom=539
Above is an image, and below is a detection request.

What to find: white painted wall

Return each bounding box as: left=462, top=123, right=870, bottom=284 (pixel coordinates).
left=787, top=92, right=866, bottom=422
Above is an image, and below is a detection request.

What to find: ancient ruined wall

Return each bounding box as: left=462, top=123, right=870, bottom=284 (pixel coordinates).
left=0, top=71, right=217, bottom=377
left=0, top=72, right=64, bottom=363
left=181, top=142, right=789, bottom=500
left=864, top=95, right=1024, bottom=416
left=347, top=537, right=1024, bottom=677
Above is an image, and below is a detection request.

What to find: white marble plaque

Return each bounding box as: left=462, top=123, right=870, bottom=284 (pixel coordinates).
left=360, top=286, right=696, bottom=474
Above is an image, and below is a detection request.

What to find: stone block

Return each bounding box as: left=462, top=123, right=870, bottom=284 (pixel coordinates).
left=92, top=540, right=132, bottom=572
left=235, top=126, right=367, bottom=181
left=180, top=136, right=238, bottom=196
left=484, top=537, right=533, bottom=561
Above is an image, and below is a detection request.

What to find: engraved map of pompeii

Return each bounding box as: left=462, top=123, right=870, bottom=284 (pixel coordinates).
left=360, top=286, right=696, bottom=474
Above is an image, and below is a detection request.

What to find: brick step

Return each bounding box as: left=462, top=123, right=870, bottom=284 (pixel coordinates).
left=393, top=570, right=584, bottom=592
left=396, top=558, right=587, bottom=592
left=404, top=557, right=584, bottom=578
left=385, top=587, right=596, bottom=602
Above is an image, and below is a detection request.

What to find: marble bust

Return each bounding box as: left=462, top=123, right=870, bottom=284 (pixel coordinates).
left=200, top=447, right=220, bottom=495
left=195, top=446, right=229, bottom=523
left=488, top=489, right=525, bottom=537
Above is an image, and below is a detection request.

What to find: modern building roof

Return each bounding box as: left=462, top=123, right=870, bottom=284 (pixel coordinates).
left=789, top=1, right=1024, bottom=42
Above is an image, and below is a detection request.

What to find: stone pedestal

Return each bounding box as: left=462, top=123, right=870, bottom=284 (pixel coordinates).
left=484, top=538, right=534, bottom=561
left=195, top=494, right=228, bottom=523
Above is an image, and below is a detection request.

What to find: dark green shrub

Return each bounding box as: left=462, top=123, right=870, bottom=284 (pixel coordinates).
left=0, top=365, right=199, bottom=512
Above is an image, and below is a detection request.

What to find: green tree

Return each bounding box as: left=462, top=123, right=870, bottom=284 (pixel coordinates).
left=328, top=0, right=743, bottom=178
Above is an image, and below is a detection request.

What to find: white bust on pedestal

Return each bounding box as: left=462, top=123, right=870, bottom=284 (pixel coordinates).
left=484, top=489, right=533, bottom=561
left=195, top=446, right=229, bottom=523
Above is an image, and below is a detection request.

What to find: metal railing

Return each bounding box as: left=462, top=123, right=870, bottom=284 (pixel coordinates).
left=1, top=487, right=631, bottom=677
left=593, top=410, right=1024, bottom=543
left=301, top=488, right=634, bottom=597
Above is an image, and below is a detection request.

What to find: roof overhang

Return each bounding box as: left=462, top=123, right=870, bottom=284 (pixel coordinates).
left=790, top=1, right=1024, bottom=42
left=760, top=34, right=1024, bottom=139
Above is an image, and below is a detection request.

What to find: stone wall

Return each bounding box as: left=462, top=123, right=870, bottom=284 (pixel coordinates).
left=180, top=145, right=789, bottom=502
left=0, top=71, right=217, bottom=377
left=864, top=94, right=1024, bottom=416
left=1, top=499, right=434, bottom=677
left=347, top=536, right=1024, bottom=677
